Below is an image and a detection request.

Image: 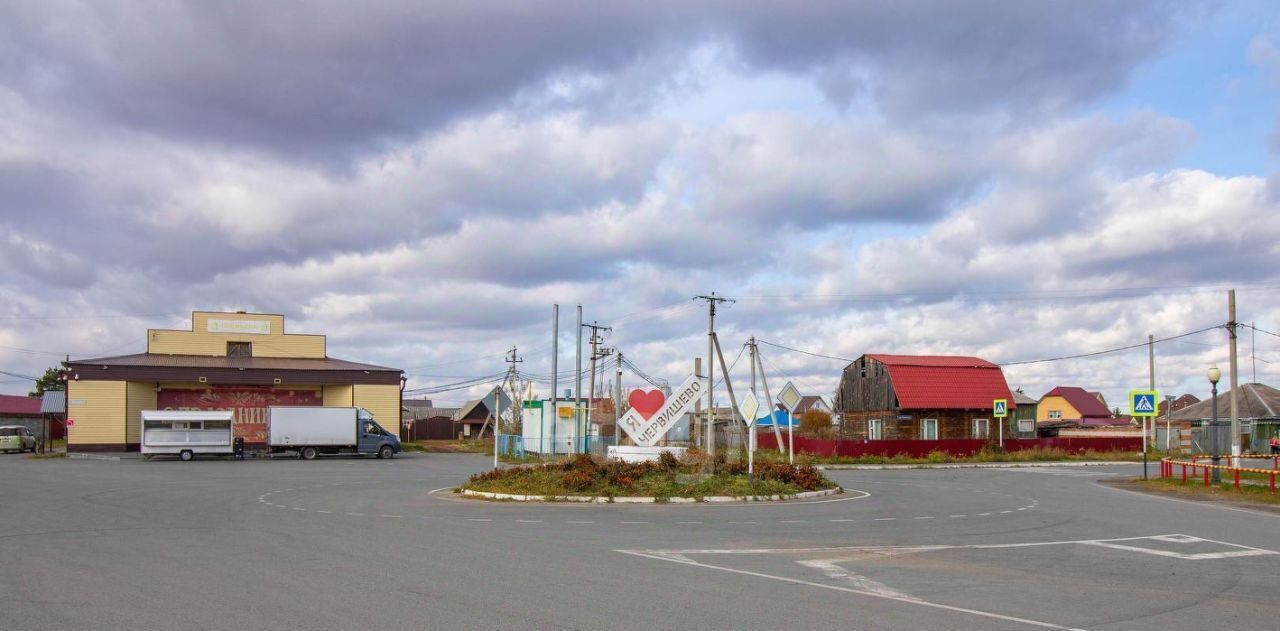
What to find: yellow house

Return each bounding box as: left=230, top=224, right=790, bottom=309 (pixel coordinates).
left=63, top=311, right=403, bottom=451
left=1035, top=386, right=1113, bottom=423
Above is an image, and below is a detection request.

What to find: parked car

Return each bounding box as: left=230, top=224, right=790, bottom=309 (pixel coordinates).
left=0, top=425, right=36, bottom=453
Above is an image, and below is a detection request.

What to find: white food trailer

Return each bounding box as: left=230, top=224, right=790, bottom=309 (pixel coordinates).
left=140, top=410, right=236, bottom=461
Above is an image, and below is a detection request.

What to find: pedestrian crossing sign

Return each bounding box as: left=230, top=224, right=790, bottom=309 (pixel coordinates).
left=1130, top=390, right=1159, bottom=417
left=993, top=399, right=1008, bottom=418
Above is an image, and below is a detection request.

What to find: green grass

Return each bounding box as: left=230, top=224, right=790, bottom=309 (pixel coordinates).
left=404, top=440, right=492, bottom=454
left=462, top=453, right=836, bottom=500
left=1133, top=477, right=1280, bottom=506
left=751, top=446, right=1163, bottom=466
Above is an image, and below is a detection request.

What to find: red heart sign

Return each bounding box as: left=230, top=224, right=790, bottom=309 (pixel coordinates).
left=628, top=388, right=666, bottom=421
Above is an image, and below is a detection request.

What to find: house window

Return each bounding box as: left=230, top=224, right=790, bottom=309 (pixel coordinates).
left=1018, top=419, right=1035, bottom=433
left=973, top=418, right=989, bottom=439
left=1048, top=410, right=1062, bottom=419
left=227, top=341, right=252, bottom=357
left=921, top=418, right=938, bottom=440
left=869, top=419, right=883, bottom=440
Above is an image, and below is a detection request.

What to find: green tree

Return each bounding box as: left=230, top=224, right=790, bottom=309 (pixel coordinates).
left=29, top=367, right=64, bottom=398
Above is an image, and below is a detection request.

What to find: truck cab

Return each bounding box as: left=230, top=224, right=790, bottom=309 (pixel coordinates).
left=357, top=409, right=402, bottom=459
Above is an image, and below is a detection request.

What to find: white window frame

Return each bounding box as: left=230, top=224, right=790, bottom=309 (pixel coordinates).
left=921, top=418, right=938, bottom=440
left=1049, top=410, right=1063, bottom=419
left=973, top=418, right=989, bottom=439
left=1018, top=419, right=1035, bottom=434
left=868, top=419, right=883, bottom=440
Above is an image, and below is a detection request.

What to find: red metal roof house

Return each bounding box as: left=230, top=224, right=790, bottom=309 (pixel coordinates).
left=834, top=354, right=1015, bottom=440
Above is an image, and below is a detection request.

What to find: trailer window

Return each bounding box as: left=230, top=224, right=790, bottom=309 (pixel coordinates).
left=204, top=420, right=230, bottom=430
left=0, top=428, right=17, bottom=436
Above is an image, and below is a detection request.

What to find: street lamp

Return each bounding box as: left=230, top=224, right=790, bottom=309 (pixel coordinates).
left=1208, top=365, right=1221, bottom=484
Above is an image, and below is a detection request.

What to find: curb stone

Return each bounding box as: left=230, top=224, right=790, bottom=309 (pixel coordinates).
left=816, top=461, right=1128, bottom=471
left=459, top=487, right=842, bottom=503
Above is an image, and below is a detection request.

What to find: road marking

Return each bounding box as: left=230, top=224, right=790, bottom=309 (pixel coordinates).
left=797, top=559, right=917, bottom=600
left=291, top=507, right=306, bottom=511
left=345, top=512, right=365, bottom=516
left=978, top=512, right=992, bottom=516
left=620, top=521, right=649, bottom=524
left=468, top=518, right=492, bottom=522
left=829, top=519, right=856, bottom=522
left=315, top=510, right=332, bottom=514
left=779, top=520, right=807, bottom=523
left=515, top=519, right=543, bottom=523
left=380, top=514, right=402, bottom=518
left=677, top=521, right=703, bottom=525
left=874, top=517, right=896, bottom=521
left=728, top=521, right=757, bottom=525
left=618, top=550, right=1085, bottom=630
left=567, top=520, right=594, bottom=524
left=913, top=516, right=935, bottom=520
left=949, top=515, right=967, bottom=518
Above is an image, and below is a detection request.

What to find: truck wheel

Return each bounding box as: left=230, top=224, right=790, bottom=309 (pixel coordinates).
left=300, top=447, right=318, bottom=461
left=179, top=450, right=194, bottom=462
left=378, top=445, right=394, bottom=460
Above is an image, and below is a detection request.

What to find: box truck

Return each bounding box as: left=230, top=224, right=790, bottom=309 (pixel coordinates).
left=267, top=406, right=401, bottom=460
left=141, top=410, right=237, bottom=461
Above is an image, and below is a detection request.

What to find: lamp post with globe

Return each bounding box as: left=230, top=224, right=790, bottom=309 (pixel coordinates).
left=1208, top=365, right=1221, bottom=485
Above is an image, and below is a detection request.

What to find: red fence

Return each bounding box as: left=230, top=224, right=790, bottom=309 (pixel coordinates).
left=756, top=434, right=1142, bottom=458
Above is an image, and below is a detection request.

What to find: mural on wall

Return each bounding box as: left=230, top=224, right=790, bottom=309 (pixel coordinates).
left=158, top=387, right=321, bottom=443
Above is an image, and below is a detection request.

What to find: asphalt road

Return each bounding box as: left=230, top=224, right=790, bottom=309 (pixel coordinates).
left=2, top=453, right=1277, bottom=630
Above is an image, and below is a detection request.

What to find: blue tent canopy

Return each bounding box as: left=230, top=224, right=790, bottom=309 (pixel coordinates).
left=753, top=409, right=796, bottom=427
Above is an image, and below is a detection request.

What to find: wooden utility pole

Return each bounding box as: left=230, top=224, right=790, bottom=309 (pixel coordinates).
left=582, top=322, right=612, bottom=454
left=694, top=293, right=732, bottom=456
left=550, top=304, right=558, bottom=455
left=1228, top=290, right=1240, bottom=459
left=574, top=305, right=582, bottom=454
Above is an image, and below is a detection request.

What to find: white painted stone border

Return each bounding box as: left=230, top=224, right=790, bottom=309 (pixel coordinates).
left=460, top=487, right=842, bottom=503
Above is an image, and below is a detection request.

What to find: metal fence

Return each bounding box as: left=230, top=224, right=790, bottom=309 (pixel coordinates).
left=496, top=434, right=617, bottom=459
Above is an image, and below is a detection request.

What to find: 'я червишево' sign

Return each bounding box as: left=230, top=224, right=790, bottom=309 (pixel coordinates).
left=617, top=374, right=702, bottom=447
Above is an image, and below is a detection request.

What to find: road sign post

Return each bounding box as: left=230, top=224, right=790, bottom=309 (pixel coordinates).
left=1130, top=390, right=1160, bottom=480
left=993, top=399, right=1008, bottom=449
left=778, top=381, right=802, bottom=465
left=738, top=390, right=761, bottom=478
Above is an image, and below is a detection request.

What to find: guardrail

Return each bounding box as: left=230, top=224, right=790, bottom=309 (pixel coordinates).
left=1160, top=455, right=1279, bottom=492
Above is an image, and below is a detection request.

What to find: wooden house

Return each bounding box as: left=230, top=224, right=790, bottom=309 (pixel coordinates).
left=833, top=354, right=1015, bottom=440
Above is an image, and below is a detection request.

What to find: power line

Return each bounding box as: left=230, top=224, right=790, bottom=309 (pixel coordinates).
left=0, top=369, right=39, bottom=381
left=999, top=325, right=1224, bottom=367
left=726, top=281, right=1280, bottom=304
left=757, top=340, right=856, bottom=363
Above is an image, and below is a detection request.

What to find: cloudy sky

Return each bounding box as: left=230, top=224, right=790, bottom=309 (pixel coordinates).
left=3, top=1, right=1280, bottom=411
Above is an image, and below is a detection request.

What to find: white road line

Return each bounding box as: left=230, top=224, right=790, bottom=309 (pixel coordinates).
left=829, top=519, right=856, bottom=522
left=677, top=521, right=704, bottom=525
left=468, top=518, right=492, bottom=522
left=779, top=520, right=807, bottom=523
left=345, top=512, right=365, bottom=516
left=380, top=514, right=402, bottom=518
left=315, top=510, right=332, bottom=514
left=797, top=559, right=917, bottom=600
left=515, top=519, right=543, bottom=523
left=728, top=521, right=758, bottom=525
left=949, top=515, right=967, bottom=518
left=618, top=551, right=1085, bottom=631
left=874, top=517, right=896, bottom=521
left=913, top=516, right=935, bottom=520
left=620, top=521, right=649, bottom=524
left=567, top=520, right=595, bottom=524
left=978, top=513, right=992, bottom=516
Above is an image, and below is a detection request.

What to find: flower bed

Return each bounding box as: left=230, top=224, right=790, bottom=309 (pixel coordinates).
left=460, top=451, right=836, bottom=502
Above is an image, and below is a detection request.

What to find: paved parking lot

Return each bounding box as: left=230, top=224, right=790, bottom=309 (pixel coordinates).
left=1, top=453, right=1277, bottom=630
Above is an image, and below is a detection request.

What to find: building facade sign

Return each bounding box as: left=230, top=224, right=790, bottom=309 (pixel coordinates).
left=158, top=387, right=321, bottom=443
left=618, top=374, right=702, bottom=447
left=207, top=318, right=272, bottom=335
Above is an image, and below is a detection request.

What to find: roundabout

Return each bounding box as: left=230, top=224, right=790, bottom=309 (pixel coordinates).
left=4, top=454, right=1279, bottom=630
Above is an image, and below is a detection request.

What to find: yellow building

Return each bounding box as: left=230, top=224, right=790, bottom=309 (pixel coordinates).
left=1035, top=386, right=1113, bottom=423
left=63, top=311, right=403, bottom=451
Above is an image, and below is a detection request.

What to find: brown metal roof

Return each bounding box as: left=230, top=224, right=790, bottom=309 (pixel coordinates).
left=66, top=353, right=399, bottom=373
left=1170, top=383, right=1280, bottom=421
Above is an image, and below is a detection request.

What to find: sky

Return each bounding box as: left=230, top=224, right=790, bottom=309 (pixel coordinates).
left=2, top=1, right=1280, bottom=411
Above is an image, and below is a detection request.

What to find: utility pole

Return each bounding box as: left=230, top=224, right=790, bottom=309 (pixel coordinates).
left=694, top=293, right=732, bottom=457
left=582, top=322, right=612, bottom=454
left=575, top=305, right=583, bottom=454
left=495, top=346, right=521, bottom=469
left=749, top=338, right=757, bottom=455
left=1228, top=290, right=1240, bottom=462
left=1147, top=333, right=1155, bottom=461
left=615, top=352, right=624, bottom=445
left=691, top=357, right=702, bottom=446
left=752, top=342, right=784, bottom=454
left=550, top=304, right=558, bottom=456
